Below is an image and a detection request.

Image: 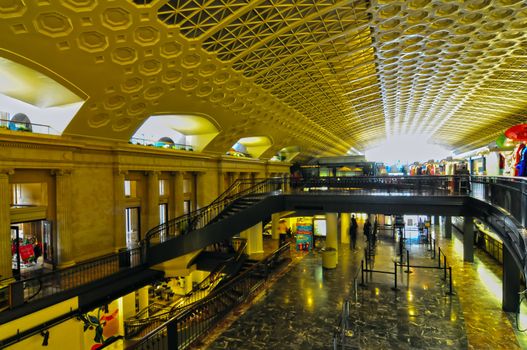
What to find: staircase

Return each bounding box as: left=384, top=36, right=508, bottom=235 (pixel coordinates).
left=209, top=196, right=266, bottom=224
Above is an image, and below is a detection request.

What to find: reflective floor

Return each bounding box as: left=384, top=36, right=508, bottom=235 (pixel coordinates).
left=203, top=224, right=526, bottom=349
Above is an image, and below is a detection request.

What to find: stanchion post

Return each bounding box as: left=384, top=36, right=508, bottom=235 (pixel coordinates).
left=392, top=261, right=398, bottom=291
left=448, top=267, right=453, bottom=295
left=443, top=255, right=447, bottom=280
left=360, top=260, right=365, bottom=287
left=432, top=239, right=436, bottom=259
left=438, top=247, right=442, bottom=267
left=405, top=249, right=412, bottom=274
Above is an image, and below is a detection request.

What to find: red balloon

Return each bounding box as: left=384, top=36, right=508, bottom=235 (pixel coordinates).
left=505, top=124, right=527, bottom=141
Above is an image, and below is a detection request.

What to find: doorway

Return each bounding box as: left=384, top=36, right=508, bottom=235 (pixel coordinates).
left=125, top=207, right=141, bottom=248
left=10, top=220, right=53, bottom=278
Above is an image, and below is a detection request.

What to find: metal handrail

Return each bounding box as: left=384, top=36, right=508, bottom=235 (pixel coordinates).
left=124, top=238, right=248, bottom=338
left=143, top=177, right=283, bottom=246
left=127, top=242, right=291, bottom=350
left=9, top=247, right=143, bottom=308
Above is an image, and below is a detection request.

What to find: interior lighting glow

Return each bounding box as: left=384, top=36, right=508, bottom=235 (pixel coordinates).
left=365, top=135, right=451, bottom=164
left=476, top=263, right=502, bottom=302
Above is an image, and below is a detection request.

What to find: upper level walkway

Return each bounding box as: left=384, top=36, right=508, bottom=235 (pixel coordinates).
left=1, top=176, right=526, bottom=339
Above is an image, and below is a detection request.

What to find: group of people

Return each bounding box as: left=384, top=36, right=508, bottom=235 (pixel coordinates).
left=349, top=215, right=373, bottom=250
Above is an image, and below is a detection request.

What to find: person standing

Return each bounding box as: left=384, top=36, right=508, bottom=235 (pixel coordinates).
left=350, top=215, right=358, bottom=250
left=363, top=218, right=372, bottom=246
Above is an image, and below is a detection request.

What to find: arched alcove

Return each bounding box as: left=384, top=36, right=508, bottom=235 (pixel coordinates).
left=228, top=136, right=272, bottom=159
left=0, top=55, right=85, bottom=134
left=131, top=114, right=220, bottom=152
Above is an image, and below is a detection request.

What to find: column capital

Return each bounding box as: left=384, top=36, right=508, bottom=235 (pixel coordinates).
left=51, top=168, right=73, bottom=176
left=115, top=169, right=129, bottom=176
left=145, top=170, right=161, bottom=177
left=0, top=168, right=14, bottom=176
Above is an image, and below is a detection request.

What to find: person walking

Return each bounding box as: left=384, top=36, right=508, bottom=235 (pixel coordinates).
left=350, top=215, right=358, bottom=250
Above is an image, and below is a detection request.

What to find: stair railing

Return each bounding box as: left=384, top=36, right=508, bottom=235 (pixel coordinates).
left=143, top=177, right=284, bottom=247
left=124, top=238, right=248, bottom=339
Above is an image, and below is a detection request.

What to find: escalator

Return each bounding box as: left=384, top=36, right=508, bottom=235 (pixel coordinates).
left=124, top=238, right=249, bottom=339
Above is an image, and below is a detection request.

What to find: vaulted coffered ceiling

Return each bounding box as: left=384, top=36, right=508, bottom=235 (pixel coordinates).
left=0, top=0, right=526, bottom=159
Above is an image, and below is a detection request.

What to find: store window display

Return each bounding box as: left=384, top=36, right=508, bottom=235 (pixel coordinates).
left=11, top=221, right=51, bottom=277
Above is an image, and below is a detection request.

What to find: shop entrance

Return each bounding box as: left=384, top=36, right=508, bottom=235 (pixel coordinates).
left=125, top=207, right=141, bottom=248
left=11, top=220, right=53, bottom=278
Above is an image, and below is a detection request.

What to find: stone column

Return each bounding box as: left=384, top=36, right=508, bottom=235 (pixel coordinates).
left=197, top=171, right=219, bottom=208
left=173, top=172, right=184, bottom=218
left=503, top=247, right=520, bottom=312
left=463, top=216, right=474, bottom=262
left=121, top=291, right=136, bottom=321
left=271, top=213, right=280, bottom=240
left=218, top=171, right=227, bottom=196
left=137, top=286, right=149, bottom=316
left=283, top=173, right=290, bottom=192
left=55, top=169, right=75, bottom=267
left=240, top=222, right=264, bottom=255
left=340, top=213, right=350, bottom=244
left=146, top=171, right=160, bottom=232
left=326, top=213, right=338, bottom=261
left=444, top=216, right=452, bottom=239
left=113, top=170, right=127, bottom=251
left=0, top=170, right=13, bottom=279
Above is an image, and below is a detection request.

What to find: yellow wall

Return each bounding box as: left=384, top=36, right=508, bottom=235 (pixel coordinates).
left=5, top=317, right=84, bottom=350
left=0, top=297, right=78, bottom=342
left=0, top=133, right=290, bottom=272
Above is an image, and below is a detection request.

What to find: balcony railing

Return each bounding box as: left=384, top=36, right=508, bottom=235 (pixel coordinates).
left=0, top=118, right=59, bottom=135
left=126, top=242, right=291, bottom=350
left=8, top=247, right=143, bottom=309
left=129, top=137, right=194, bottom=151
left=2, top=175, right=527, bottom=318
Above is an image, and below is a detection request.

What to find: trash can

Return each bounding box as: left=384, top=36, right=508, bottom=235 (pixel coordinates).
left=322, top=247, right=337, bottom=269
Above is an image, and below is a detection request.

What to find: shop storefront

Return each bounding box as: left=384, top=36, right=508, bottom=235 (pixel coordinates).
left=11, top=219, right=53, bottom=278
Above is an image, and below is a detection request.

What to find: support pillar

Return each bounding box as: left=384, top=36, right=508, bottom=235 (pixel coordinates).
left=326, top=213, right=338, bottom=261
left=240, top=222, right=264, bottom=255
left=197, top=171, right=218, bottom=209
left=444, top=216, right=452, bottom=239
left=463, top=216, right=474, bottom=262
left=283, top=173, right=290, bottom=192
left=0, top=171, right=13, bottom=279
left=113, top=170, right=126, bottom=251
left=56, top=169, right=75, bottom=268
left=218, top=171, right=227, bottom=196
left=121, top=291, right=136, bottom=321
left=172, top=172, right=184, bottom=218
left=340, top=213, right=350, bottom=244
left=146, top=171, right=160, bottom=231
left=137, top=286, right=149, bottom=315
left=503, top=247, right=521, bottom=312
left=271, top=213, right=280, bottom=240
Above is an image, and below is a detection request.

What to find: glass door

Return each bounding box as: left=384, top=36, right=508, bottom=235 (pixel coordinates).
left=125, top=207, right=141, bottom=248
left=159, top=203, right=168, bottom=240
left=42, top=220, right=54, bottom=267
left=11, top=226, right=20, bottom=279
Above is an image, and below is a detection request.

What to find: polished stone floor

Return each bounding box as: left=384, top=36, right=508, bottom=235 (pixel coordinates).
left=203, top=224, right=527, bottom=350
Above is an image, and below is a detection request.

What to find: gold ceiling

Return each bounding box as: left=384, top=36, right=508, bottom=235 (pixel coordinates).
left=0, top=0, right=526, bottom=158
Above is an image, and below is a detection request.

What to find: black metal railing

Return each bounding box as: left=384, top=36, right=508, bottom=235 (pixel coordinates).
left=124, top=238, right=247, bottom=339
left=8, top=247, right=143, bottom=308
left=293, top=175, right=470, bottom=195
left=144, top=177, right=283, bottom=247
left=3, top=175, right=527, bottom=315
left=126, top=243, right=291, bottom=350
